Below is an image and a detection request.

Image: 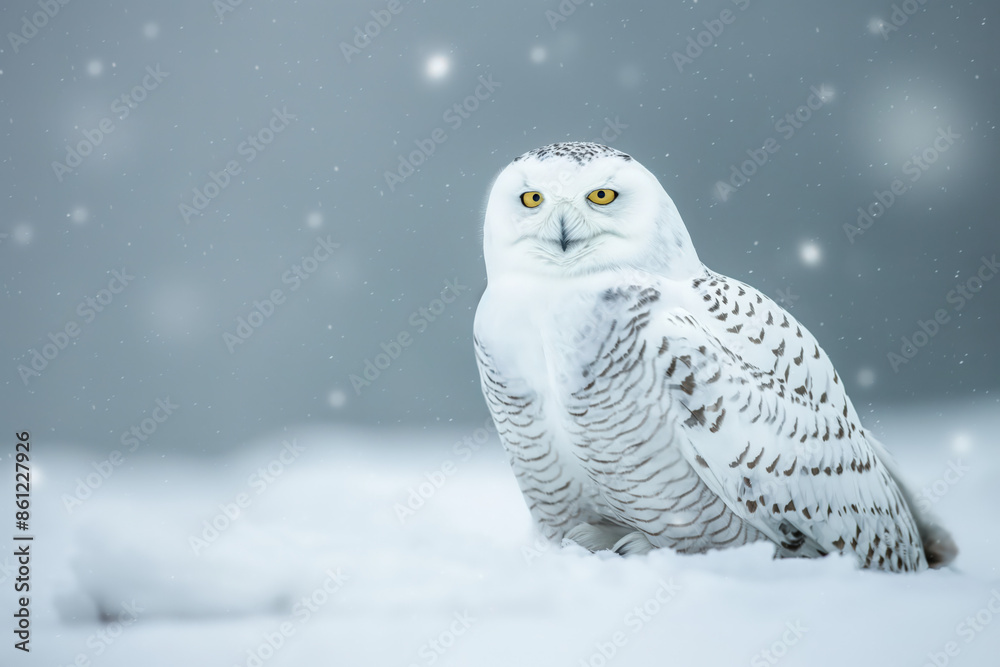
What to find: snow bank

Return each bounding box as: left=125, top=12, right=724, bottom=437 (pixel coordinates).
left=14, top=404, right=1000, bottom=666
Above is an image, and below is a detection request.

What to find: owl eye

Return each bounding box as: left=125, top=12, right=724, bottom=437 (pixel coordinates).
left=520, top=191, right=543, bottom=208
left=587, top=189, right=618, bottom=205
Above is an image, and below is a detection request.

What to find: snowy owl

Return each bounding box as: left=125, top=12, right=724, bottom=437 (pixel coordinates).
left=473, top=142, right=956, bottom=572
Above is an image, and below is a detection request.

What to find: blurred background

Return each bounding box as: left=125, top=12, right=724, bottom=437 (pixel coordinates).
left=3, top=2, right=1000, bottom=665
left=2, top=0, right=998, bottom=449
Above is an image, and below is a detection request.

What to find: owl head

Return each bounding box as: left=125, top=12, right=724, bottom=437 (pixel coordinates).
left=482, top=142, right=700, bottom=280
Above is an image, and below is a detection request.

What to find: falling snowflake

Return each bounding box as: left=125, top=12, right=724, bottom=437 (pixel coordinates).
left=950, top=432, right=973, bottom=456
left=328, top=390, right=347, bottom=409
left=800, top=241, right=822, bottom=266
left=425, top=54, right=449, bottom=80
left=70, top=206, right=89, bottom=224
left=12, top=222, right=34, bottom=245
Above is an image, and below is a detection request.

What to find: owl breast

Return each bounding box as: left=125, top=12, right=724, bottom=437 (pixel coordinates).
left=543, top=283, right=765, bottom=552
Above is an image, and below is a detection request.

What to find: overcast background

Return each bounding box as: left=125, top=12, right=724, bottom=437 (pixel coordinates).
left=2, top=0, right=998, bottom=452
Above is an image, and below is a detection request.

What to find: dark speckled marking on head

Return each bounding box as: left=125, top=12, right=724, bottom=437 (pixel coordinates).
left=513, top=141, right=633, bottom=165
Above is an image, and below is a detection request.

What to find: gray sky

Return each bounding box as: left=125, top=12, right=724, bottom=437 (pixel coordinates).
left=2, top=0, right=998, bottom=452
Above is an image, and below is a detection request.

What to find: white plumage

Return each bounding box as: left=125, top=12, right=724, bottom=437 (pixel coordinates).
left=474, top=142, right=956, bottom=572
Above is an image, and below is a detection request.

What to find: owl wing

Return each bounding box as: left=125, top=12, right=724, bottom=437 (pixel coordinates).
left=645, top=302, right=927, bottom=572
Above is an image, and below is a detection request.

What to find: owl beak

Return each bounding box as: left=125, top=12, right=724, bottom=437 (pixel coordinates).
left=559, top=219, right=571, bottom=252
left=557, top=214, right=584, bottom=252
left=545, top=208, right=586, bottom=253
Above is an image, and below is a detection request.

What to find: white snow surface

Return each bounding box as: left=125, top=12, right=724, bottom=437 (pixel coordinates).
left=11, top=401, right=1000, bottom=666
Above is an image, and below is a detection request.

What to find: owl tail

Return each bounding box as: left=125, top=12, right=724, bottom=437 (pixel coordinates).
left=915, top=515, right=959, bottom=569
left=869, top=436, right=959, bottom=569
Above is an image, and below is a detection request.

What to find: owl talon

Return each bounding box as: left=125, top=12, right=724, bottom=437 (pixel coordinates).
left=612, top=531, right=656, bottom=556
left=563, top=522, right=633, bottom=552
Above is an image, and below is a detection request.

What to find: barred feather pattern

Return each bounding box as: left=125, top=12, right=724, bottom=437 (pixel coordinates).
left=475, top=341, right=598, bottom=540
left=475, top=273, right=931, bottom=571
left=557, top=287, right=766, bottom=553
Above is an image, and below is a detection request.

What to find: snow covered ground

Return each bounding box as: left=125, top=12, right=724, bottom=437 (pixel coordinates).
left=9, top=401, right=1000, bottom=666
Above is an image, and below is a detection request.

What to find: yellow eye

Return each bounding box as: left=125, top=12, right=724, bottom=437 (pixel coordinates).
left=520, top=191, right=543, bottom=208
left=587, top=189, right=618, bottom=205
